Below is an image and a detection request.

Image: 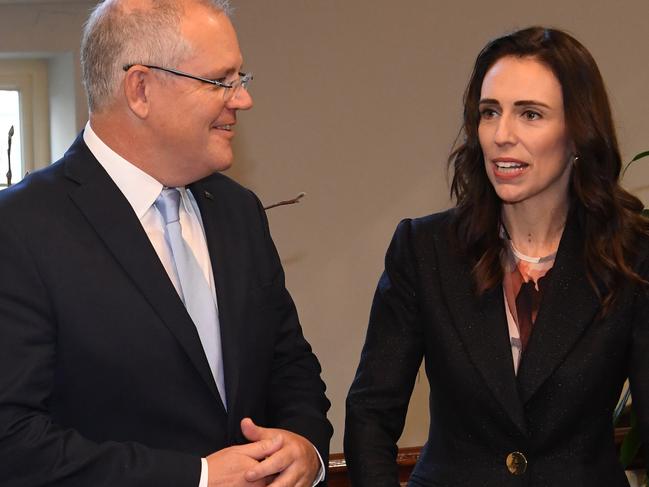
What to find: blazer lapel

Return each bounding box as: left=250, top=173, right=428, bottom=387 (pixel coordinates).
left=434, top=231, right=527, bottom=435
left=190, top=178, right=243, bottom=430
left=516, top=213, right=600, bottom=403
left=63, top=136, right=224, bottom=409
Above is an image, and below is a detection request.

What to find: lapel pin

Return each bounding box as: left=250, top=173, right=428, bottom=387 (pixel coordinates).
left=203, top=190, right=214, bottom=200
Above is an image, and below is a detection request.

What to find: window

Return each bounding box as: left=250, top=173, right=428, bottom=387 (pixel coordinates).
left=0, top=89, right=23, bottom=187
left=0, top=58, right=51, bottom=189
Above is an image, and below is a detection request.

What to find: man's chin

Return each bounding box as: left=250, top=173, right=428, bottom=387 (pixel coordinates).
left=160, top=163, right=231, bottom=186
left=211, top=159, right=233, bottom=174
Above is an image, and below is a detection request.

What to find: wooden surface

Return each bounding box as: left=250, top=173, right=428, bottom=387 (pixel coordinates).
left=328, top=446, right=420, bottom=487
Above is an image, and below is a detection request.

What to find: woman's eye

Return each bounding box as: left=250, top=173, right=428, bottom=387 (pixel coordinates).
left=480, top=108, right=498, bottom=119
left=523, top=110, right=541, bottom=121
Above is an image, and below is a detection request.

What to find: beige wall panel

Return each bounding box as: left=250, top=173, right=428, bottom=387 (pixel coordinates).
left=0, top=0, right=648, bottom=454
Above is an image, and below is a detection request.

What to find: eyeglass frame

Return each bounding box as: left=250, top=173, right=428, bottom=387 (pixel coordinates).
left=122, top=64, right=253, bottom=98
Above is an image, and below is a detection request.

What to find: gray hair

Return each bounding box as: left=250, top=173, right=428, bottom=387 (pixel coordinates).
left=81, top=0, right=232, bottom=112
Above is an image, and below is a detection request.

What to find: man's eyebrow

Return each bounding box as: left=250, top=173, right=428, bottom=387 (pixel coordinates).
left=203, top=65, right=239, bottom=79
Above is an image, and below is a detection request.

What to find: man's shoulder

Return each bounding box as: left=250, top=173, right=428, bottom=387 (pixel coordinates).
left=0, top=133, right=93, bottom=212
left=194, top=172, right=263, bottom=212
left=0, top=160, right=68, bottom=214
left=200, top=171, right=252, bottom=196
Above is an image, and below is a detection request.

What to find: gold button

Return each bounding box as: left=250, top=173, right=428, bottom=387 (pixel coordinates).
left=506, top=451, right=527, bottom=475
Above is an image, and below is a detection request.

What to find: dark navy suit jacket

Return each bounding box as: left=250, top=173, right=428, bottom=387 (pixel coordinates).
left=0, top=134, right=332, bottom=486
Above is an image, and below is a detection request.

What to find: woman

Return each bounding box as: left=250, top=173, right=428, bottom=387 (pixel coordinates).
left=344, top=27, right=649, bottom=486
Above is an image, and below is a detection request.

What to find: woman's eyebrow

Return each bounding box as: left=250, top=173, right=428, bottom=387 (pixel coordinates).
left=513, top=100, right=552, bottom=109
left=478, top=98, right=500, bottom=105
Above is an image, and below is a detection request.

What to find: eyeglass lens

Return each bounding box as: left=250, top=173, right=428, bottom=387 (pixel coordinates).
left=223, top=75, right=251, bottom=102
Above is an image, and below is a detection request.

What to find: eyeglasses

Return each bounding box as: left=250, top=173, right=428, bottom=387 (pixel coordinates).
left=122, top=64, right=253, bottom=101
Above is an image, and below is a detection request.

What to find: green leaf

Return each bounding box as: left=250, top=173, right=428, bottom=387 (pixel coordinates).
left=622, top=151, right=649, bottom=179
left=620, top=410, right=643, bottom=469
left=631, top=151, right=649, bottom=163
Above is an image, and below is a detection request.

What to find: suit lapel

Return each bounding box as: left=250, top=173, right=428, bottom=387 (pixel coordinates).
left=434, top=230, right=527, bottom=434
left=64, top=136, right=224, bottom=409
left=190, top=178, right=243, bottom=430
left=516, top=212, right=600, bottom=403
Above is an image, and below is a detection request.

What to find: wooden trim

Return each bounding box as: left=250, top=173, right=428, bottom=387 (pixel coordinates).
left=329, top=446, right=420, bottom=471
left=328, top=447, right=421, bottom=487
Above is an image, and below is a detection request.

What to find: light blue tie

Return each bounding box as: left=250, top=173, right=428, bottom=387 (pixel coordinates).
left=155, top=188, right=226, bottom=407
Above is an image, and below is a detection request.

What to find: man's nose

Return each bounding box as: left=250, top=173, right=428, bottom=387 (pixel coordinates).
left=227, top=87, right=253, bottom=110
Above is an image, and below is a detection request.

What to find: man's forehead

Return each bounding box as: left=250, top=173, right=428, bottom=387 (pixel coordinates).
left=106, top=0, right=226, bottom=18
left=108, top=0, right=165, bottom=14
left=180, top=4, right=242, bottom=65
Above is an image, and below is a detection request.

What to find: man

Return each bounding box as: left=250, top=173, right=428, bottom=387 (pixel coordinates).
left=0, top=0, right=332, bottom=485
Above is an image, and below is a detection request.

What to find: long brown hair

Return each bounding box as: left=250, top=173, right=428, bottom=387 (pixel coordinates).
left=449, top=26, right=648, bottom=311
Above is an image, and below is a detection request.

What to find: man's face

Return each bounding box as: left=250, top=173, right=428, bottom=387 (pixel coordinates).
left=147, top=5, right=253, bottom=186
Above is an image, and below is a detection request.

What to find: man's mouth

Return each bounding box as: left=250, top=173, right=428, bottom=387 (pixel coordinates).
left=214, top=124, right=233, bottom=131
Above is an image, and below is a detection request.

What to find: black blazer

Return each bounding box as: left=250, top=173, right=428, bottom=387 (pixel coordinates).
left=0, top=134, right=332, bottom=486
left=345, top=210, right=649, bottom=486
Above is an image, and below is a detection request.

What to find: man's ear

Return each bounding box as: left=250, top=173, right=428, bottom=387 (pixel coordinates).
left=123, top=66, right=151, bottom=119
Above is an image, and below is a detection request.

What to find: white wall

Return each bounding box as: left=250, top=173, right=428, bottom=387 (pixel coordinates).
left=230, top=0, right=649, bottom=453
left=1, top=0, right=648, bottom=454
left=49, top=52, right=78, bottom=160
left=0, top=57, right=51, bottom=175
left=0, top=1, right=90, bottom=131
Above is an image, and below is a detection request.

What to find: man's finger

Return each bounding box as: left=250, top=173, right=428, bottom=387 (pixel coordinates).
left=236, top=434, right=283, bottom=460
left=241, top=417, right=273, bottom=442
left=244, top=450, right=291, bottom=483
left=265, top=465, right=311, bottom=487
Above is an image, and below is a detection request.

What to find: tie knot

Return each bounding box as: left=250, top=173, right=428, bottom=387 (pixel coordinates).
left=155, top=188, right=181, bottom=224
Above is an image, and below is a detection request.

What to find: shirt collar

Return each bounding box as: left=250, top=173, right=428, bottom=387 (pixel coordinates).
left=83, top=121, right=163, bottom=220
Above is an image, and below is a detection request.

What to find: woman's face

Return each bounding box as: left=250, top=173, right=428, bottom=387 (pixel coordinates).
left=478, top=55, right=574, bottom=209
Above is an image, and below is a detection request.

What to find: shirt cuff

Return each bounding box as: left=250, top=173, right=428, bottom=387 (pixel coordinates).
left=312, top=444, right=325, bottom=486
left=200, top=446, right=324, bottom=487
left=199, top=457, right=208, bottom=487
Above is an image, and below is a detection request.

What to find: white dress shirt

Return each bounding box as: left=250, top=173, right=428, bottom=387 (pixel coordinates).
left=83, top=123, right=212, bottom=487
left=83, top=123, right=324, bottom=487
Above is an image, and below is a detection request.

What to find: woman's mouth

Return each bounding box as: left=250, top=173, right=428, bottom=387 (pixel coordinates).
left=492, top=159, right=528, bottom=178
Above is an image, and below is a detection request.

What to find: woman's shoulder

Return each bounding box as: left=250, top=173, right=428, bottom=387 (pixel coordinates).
left=386, top=209, right=459, bottom=260
left=395, top=208, right=457, bottom=240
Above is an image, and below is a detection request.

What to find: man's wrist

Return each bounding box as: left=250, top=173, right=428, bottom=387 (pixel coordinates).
left=311, top=444, right=325, bottom=486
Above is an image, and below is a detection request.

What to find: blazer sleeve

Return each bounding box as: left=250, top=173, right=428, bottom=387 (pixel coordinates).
left=0, top=217, right=200, bottom=487
left=251, top=192, right=333, bottom=470
left=344, top=219, right=426, bottom=487
left=628, top=256, right=649, bottom=469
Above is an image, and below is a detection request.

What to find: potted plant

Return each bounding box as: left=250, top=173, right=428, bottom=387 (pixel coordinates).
left=614, top=149, right=649, bottom=486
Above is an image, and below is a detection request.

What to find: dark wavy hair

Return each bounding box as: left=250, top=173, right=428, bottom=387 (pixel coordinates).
left=449, top=26, right=648, bottom=311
